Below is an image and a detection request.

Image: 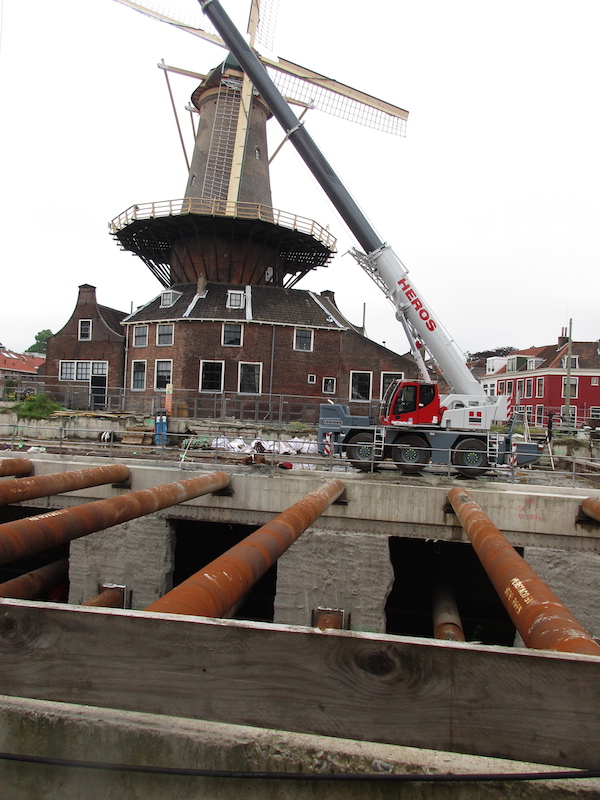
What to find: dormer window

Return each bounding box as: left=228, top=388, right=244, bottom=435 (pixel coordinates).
left=527, top=358, right=543, bottom=370
left=160, top=290, right=181, bottom=309
left=506, top=357, right=517, bottom=372
left=78, top=320, right=92, bottom=341
left=227, top=290, right=245, bottom=310
left=561, top=355, right=579, bottom=369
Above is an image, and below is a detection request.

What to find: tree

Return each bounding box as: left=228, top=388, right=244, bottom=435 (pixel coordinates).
left=466, top=346, right=517, bottom=361
left=26, top=329, right=53, bottom=354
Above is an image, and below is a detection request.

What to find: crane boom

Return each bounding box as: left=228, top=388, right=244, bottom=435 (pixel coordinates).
left=199, top=0, right=483, bottom=397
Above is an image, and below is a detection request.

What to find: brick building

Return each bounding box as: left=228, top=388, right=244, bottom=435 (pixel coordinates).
left=43, top=284, right=127, bottom=408
left=479, top=333, right=600, bottom=427
left=122, top=279, right=418, bottom=415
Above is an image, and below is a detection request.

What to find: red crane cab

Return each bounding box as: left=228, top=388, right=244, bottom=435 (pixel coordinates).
left=381, top=380, right=443, bottom=427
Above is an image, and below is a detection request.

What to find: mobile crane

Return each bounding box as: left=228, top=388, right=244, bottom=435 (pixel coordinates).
left=200, top=0, right=542, bottom=477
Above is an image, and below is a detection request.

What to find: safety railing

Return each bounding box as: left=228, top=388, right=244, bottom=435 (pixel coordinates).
left=109, top=198, right=337, bottom=251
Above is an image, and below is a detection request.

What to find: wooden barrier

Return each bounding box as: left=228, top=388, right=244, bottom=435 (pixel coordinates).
left=0, top=599, right=598, bottom=770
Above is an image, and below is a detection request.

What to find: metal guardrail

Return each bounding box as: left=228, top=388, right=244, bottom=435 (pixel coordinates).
left=109, top=198, right=337, bottom=251
left=0, top=421, right=598, bottom=486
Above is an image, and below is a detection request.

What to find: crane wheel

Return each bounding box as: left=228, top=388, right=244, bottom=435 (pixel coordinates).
left=346, top=432, right=377, bottom=472
left=453, top=438, right=489, bottom=477
left=393, top=435, right=430, bottom=474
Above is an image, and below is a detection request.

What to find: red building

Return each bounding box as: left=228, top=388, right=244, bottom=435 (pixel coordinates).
left=480, top=333, right=600, bottom=427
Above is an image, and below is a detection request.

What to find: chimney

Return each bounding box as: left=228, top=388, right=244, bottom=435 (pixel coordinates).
left=197, top=275, right=207, bottom=296
left=320, top=290, right=337, bottom=306
left=558, top=327, right=568, bottom=348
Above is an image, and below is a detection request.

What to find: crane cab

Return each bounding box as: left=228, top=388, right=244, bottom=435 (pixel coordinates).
left=381, top=380, right=442, bottom=427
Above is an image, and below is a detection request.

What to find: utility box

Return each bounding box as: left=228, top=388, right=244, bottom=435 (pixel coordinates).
left=155, top=409, right=168, bottom=446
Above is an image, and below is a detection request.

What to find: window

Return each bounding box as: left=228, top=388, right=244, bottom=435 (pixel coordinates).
left=497, top=381, right=505, bottom=394
left=592, top=377, right=599, bottom=387
left=323, top=377, right=336, bottom=394
left=227, top=290, right=245, bottom=309
left=590, top=407, right=600, bottom=419
left=535, top=377, right=544, bottom=397
left=516, top=379, right=524, bottom=400
left=535, top=405, right=545, bottom=426
left=76, top=362, right=90, bottom=381
left=92, top=362, right=107, bottom=376
left=562, top=377, right=578, bottom=398
left=507, top=357, right=517, bottom=372
left=78, top=320, right=92, bottom=341
left=294, top=328, right=313, bottom=352
left=560, top=405, right=577, bottom=423
left=156, top=323, right=174, bottom=346
left=59, top=361, right=75, bottom=380
left=160, top=291, right=181, bottom=309
left=155, top=360, right=172, bottom=389
left=525, top=378, right=533, bottom=398
left=238, top=362, right=262, bottom=394
left=222, top=323, right=243, bottom=346
left=133, top=326, right=148, bottom=347
left=525, top=405, right=533, bottom=423
left=350, top=371, right=372, bottom=402
left=132, top=361, right=146, bottom=390
left=308, top=374, right=316, bottom=384
left=200, top=361, right=224, bottom=392
left=380, top=372, right=404, bottom=400
left=561, top=355, right=579, bottom=369
left=527, top=358, right=543, bottom=370
left=506, top=380, right=514, bottom=396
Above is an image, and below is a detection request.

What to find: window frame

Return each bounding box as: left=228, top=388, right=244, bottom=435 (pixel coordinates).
left=133, top=325, right=148, bottom=348
left=226, top=290, right=245, bottom=310
left=322, top=377, right=336, bottom=394
left=78, top=319, right=92, bottom=341
left=294, top=328, right=314, bottom=352
left=349, top=370, right=373, bottom=402
left=562, top=376, right=579, bottom=398
left=199, top=360, right=225, bottom=393
left=380, top=371, right=404, bottom=400
left=59, top=361, right=75, bottom=381
left=222, top=322, right=243, bottom=347
left=155, top=359, right=173, bottom=390
left=131, top=360, right=147, bottom=390
left=238, top=362, right=262, bottom=395
left=535, top=377, right=544, bottom=398
left=156, top=323, right=174, bottom=346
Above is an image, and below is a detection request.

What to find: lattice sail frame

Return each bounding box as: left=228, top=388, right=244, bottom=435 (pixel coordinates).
left=267, top=67, right=407, bottom=136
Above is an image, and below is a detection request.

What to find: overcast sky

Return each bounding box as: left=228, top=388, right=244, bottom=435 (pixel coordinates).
left=1, top=0, right=598, bottom=358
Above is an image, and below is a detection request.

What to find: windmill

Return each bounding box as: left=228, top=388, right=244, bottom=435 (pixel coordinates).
left=110, top=0, right=408, bottom=288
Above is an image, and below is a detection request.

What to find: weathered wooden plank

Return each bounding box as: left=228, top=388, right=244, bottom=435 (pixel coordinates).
left=0, top=599, right=598, bottom=769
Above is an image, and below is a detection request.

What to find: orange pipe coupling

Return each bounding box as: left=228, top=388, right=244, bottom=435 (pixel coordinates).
left=146, top=478, right=345, bottom=618
left=448, top=488, right=600, bottom=656
left=0, top=471, right=230, bottom=565
left=0, top=458, right=33, bottom=477
left=0, top=464, right=130, bottom=506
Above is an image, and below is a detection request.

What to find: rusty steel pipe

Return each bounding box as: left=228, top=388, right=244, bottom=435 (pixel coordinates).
left=0, top=464, right=130, bottom=506
left=448, top=488, right=600, bottom=656
left=581, top=496, right=600, bottom=523
left=0, top=471, right=230, bottom=565
left=432, top=579, right=466, bottom=642
left=0, top=559, right=68, bottom=600
left=146, top=478, right=345, bottom=618
left=0, top=458, right=32, bottom=477
left=83, top=586, right=125, bottom=608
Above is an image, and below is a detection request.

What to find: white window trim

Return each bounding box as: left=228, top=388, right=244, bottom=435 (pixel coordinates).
left=349, top=370, right=373, bottom=402
left=562, top=376, right=579, bottom=398
left=535, top=377, right=544, bottom=398
left=380, top=371, right=404, bottom=400
left=227, top=290, right=245, bottom=310
left=131, top=360, right=147, bottom=391
left=59, top=360, right=75, bottom=381
left=238, top=362, right=262, bottom=394
left=222, top=322, right=243, bottom=347
left=199, top=360, right=225, bottom=393
left=160, top=290, right=182, bottom=309
left=133, top=325, right=148, bottom=347
left=307, top=374, right=316, bottom=384
left=154, top=359, right=173, bottom=390
left=156, top=323, right=174, bottom=346
left=78, top=319, right=92, bottom=341
left=294, top=328, right=314, bottom=352
left=322, top=377, right=336, bottom=394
